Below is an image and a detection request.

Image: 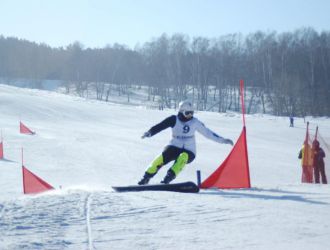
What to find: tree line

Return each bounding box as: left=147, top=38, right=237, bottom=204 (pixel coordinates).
left=0, top=27, right=329, bottom=116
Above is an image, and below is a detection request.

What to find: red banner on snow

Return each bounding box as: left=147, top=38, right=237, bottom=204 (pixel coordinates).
left=22, top=166, right=54, bottom=194
left=20, top=121, right=35, bottom=135
left=201, top=80, right=251, bottom=189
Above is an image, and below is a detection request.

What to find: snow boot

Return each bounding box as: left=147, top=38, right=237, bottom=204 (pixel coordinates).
left=138, top=172, right=154, bottom=185
left=161, top=169, right=176, bottom=184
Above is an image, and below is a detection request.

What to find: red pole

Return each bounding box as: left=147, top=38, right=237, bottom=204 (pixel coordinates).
left=22, top=165, right=26, bottom=194
left=305, top=122, right=309, bottom=144
left=21, top=147, right=24, bottom=166
left=0, top=130, right=3, bottom=159
left=243, top=126, right=251, bottom=187
left=240, top=80, right=251, bottom=187
left=240, top=79, right=246, bottom=127
left=22, top=148, right=25, bottom=194
left=315, top=126, right=318, bottom=141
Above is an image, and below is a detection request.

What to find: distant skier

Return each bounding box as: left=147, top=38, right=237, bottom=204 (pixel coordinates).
left=312, top=140, right=327, bottom=184
left=289, top=115, right=294, bottom=127
left=138, top=100, right=234, bottom=185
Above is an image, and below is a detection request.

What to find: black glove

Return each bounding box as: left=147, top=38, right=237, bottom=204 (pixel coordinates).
left=141, top=131, right=151, bottom=139
left=224, top=138, right=234, bottom=146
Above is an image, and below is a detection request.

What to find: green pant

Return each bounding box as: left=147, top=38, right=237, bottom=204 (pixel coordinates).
left=146, top=152, right=189, bottom=177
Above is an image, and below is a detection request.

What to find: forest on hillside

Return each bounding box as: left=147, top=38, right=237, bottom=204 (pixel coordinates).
left=1, top=27, right=330, bottom=116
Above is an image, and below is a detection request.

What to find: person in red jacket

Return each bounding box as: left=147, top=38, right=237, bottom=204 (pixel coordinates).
left=312, top=140, right=327, bottom=184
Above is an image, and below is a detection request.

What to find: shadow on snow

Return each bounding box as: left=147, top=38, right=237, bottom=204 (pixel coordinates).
left=200, top=188, right=329, bottom=205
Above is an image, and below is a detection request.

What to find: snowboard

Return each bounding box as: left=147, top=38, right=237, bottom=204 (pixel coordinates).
left=112, top=181, right=199, bottom=193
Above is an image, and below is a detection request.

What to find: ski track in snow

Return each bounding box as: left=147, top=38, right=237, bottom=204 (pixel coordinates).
left=85, top=193, right=94, bottom=250
left=0, top=188, right=329, bottom=249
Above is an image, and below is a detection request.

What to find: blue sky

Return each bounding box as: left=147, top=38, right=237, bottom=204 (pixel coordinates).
left=0, top=0, right=329, bottom=49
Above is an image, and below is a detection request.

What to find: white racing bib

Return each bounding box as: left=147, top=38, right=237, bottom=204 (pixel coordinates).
left=169, top=116, right=226, bottom=155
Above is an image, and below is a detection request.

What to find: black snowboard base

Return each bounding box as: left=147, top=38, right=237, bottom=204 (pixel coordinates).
left=112, top=181, right=199, bottom=193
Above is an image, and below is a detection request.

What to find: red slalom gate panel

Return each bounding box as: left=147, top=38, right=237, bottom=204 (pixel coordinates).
left=201, top=127, right=251, bottom=189
left=0, top=141, right=3, bottom=159
left=22, top=166, right=54, bottom=194
left=20, top=121, right=35, bottom=135
left=300, top=122, right=314, bottom=183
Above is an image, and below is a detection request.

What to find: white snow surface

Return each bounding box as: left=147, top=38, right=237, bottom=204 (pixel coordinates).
left=0, top=84, right=330, bottom=250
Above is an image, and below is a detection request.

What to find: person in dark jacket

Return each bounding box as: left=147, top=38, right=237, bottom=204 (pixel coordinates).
left=289, top=115, right=294, bottom=127
left=138, top=100, right=233, bottom=185
left=312, top=140, right=327, bottom=184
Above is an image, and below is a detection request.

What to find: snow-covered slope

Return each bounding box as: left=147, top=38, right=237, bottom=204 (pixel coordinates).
left=0, top=84, right=330, bottom=250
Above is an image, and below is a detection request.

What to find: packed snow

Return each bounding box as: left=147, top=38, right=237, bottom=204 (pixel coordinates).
left=0, top=84, right=329, bottom=250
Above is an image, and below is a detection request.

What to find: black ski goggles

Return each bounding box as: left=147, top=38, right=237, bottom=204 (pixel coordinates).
left=183, top=111, right=194, bottom=117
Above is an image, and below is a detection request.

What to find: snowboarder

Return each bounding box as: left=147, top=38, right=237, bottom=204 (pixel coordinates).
left=312, top=140, right=327, bottom=184
left=138, top=100, right=234, bottom=185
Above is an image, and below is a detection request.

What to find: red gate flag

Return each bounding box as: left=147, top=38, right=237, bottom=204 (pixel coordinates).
left=201, top=79, right=251, bottom=189
left=300, top=122, right=314, bottom=183
left=22, top=166, right=54, bottom=194
left=20, top=121, right=35, bottom=135
left=0, top=141, right=3, bottom=159
left=201, top=127, right=250, bottom=188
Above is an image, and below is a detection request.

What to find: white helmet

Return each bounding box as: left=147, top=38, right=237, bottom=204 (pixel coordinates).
left=178, top=100, right=194, bottom=117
